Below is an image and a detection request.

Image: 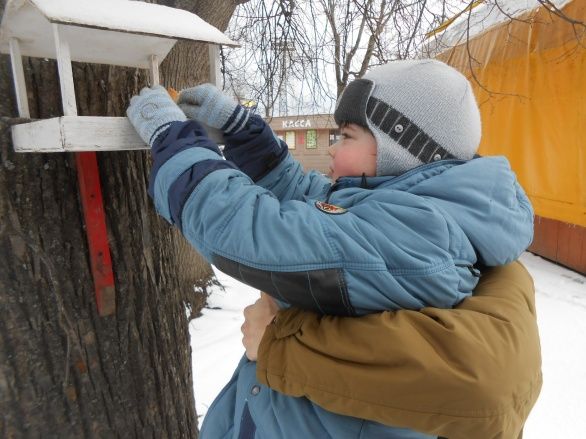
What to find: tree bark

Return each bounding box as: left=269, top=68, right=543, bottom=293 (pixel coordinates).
left=0, top=1, right=243, bottom=437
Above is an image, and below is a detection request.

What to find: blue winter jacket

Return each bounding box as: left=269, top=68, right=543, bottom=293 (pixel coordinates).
left=149, top=115, right=534, bottom=438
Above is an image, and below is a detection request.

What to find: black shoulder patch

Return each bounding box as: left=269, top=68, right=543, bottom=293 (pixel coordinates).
left=212, top=255, right=356, bottom=316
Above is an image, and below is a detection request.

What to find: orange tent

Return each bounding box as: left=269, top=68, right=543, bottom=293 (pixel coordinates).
left=426, top=0, right=585, bottom=273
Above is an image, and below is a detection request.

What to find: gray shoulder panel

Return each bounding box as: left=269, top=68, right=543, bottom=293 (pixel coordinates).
left=212, top=255, right=356, bottom=316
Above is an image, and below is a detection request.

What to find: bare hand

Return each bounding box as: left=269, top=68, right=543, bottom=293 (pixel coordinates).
left=242, top=292, right=279, bottom=361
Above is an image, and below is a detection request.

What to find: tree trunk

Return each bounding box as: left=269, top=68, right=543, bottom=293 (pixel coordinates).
left=0, top=1, right=243, bottom=437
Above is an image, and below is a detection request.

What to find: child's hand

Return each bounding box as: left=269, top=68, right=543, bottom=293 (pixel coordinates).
left=126, top=86, right=186, bottom=147
left=241, top=292, right=280, bottom=361
left=178, top=84, right=249, bottom=134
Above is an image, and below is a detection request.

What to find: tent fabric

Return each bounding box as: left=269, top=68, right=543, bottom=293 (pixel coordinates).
left=434, top=0, right=585, bottom=227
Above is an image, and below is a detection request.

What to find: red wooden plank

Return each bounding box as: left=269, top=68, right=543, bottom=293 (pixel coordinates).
left=560, top=224, right=586, bottom=274
left=580, top=227, right=586, bottom=275
left=557, top=223, right=582, bottom=273
left=528, top=217, right=544, bottom=256
left=75, top=152, right=115, bottom=316
left=529, top=216, right=557, bottom=258
left=535, top=217, right=560, bottom=262
left=530, top=215, right=586, bottom=275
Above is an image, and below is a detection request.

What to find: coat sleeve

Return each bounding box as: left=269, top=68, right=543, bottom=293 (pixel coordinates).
left=149, top=120, right=357, bottom=314
left=256, top=261, right=542, bottom=439
left=223, top=114, right=331, bottom=201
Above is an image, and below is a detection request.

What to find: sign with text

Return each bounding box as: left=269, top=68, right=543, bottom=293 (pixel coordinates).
left=282, top=119, right=311, bottom=129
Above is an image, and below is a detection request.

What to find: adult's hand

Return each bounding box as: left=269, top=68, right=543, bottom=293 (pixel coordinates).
left=242, top=293, right=279, bottom=361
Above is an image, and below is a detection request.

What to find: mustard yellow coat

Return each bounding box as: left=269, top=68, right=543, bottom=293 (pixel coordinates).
left=257, top=261, right=542, bottom=439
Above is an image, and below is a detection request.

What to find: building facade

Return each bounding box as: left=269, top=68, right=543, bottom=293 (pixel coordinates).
left=266, top=114, right=339, bottom=175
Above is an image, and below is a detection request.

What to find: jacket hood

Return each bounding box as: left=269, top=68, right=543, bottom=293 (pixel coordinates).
left=406, top=157, right=534, bottom=266
left=338, top=157, right=534, bottom=266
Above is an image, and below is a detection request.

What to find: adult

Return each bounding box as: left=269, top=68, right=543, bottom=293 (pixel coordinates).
left=243, top=261, right=542, bottom=438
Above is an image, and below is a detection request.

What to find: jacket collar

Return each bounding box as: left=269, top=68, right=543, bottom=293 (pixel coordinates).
left=333, top=159, right=465, bottom=191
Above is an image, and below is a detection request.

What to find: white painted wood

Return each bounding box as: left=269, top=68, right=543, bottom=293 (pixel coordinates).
left=52, top=24, right=77, bottom=116
left=149, top=55, right=160, bottom=87
left=8, top=37, right=30, bottom=118
left=12, top=117, right=147, bottom=152
left=0, top=0, right=238, bottom=68
left=11, top=117, right=226, bottom=152
left=61, top=117, right=147, bottom=151
left=208, top=45, right=221, bottom=87
left=12, top=118, right=64, bottom=152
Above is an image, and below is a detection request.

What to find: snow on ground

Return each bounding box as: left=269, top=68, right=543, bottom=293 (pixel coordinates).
left=189, top=271, right=260, bottom=424
left=190, top=252, right=586, bottom=436
left=519, top=253, right=586, bottom=438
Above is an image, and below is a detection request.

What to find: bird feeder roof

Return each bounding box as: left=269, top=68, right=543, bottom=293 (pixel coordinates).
left=0, top=0, right=238, bottom=68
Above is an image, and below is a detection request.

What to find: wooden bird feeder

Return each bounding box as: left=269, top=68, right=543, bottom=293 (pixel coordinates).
left=0, top=0, right=237, bottom=316
left=0, top=0, right=237, bottom=151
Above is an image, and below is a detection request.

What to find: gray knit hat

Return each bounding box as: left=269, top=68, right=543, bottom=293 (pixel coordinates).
left=334, top=59, right=481, bottom=176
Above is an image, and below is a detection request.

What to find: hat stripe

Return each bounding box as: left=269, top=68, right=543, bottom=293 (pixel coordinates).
left=399, top=122, right=420, bottom=146
left=366, top=98, right=377, bottom=119
left=408, top=132, right=428, bottom=157
left=379, top=109, right=399, bottom=133
left=368, top=97, right=456, bottom=163
left=419, top=140, right=440, bottom=163
left=370, top=101, right=388, bottom=126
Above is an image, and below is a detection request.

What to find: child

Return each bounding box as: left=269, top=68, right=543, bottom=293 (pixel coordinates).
left=127, top=59, right=533, bottom=438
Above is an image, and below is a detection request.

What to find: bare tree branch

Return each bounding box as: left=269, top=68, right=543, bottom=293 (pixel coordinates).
left=223, top=0, right=584, bottom=116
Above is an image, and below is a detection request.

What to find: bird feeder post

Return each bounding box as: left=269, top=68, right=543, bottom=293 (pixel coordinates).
left=149, top=54, right=160, bottom=86
left=52, top=24, right=77, bottom=117
left=8, top=37, right=30, bottom=118
left=208, top=44, right=221, bottom=87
